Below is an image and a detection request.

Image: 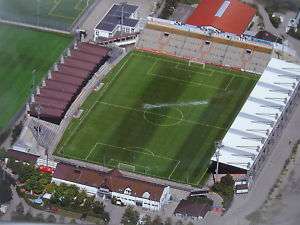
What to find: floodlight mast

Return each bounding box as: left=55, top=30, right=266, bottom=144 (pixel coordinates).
left=215, top=140, right=223, bottom=181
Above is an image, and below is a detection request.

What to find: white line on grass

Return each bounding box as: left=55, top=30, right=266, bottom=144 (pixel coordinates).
left=148, top=73, right=224, bottom=90
left=86, top=142, right=176, bottom=162
left=147, top=58, right=158, bottom=74
left=60, top=55, right=132, bottom=152
left=168, top=160, right=181, bottom=179
left=134, top=52, right=257, bottom=81
left=144, top=100, right=208, bottom=109
left=225, top=77, right=234, bottom=91
left=97, top=101, right=225, bottom=130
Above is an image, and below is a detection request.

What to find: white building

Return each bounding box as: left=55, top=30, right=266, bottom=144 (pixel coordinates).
left=52, top=163, right=171, bottom=211
left=94, top=3, right=140, bottom=41
left=211, top=58, right=300, bottom=177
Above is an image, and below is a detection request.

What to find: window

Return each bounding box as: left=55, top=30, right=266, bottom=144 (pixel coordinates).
left=142, top=192, right=150, bottom=199
left=246, top=49, right=252, bottom=54
left=95, top=31, right=99, bottom=35
left=124, top=188, right=132, bottom=195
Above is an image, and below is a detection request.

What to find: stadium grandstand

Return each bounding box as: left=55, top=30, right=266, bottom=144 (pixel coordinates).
left=136, top=17, right=273, bottom=74
left=28, top=42, right=109, bottom=124
left=186, top=0, right=256, bottom=36
left=211, top=58, right=300, bottom=178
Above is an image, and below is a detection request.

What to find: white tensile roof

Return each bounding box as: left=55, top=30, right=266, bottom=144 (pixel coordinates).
left=212, top=58, right=300, bottom=171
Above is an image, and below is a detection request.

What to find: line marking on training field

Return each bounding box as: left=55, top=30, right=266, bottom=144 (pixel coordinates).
left=143, top=100, right=208, bottom=109
left=60, top=55, right=132, bottom=152
left=168, top=160, right=181, bottom=179
left=98, top=101, right=226, bottom=130
left=225, top=77, right=234, bottom=91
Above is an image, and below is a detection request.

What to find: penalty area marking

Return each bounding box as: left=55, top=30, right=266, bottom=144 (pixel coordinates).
left=85, top=142, right=176, bottom=163
left=135, top=52, right=257, bottom=81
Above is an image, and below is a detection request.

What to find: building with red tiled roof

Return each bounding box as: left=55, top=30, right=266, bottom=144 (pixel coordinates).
left=186, top=0, right=256, bottom=35
left=52, top=163, right=171, bottom=211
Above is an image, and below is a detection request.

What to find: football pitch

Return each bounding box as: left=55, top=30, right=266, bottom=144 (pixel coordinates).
left=0, top=24, right=71, bottom=131
left=0, top=0, right=94, bottom=31
left=56, top=51, right=259, bottom=185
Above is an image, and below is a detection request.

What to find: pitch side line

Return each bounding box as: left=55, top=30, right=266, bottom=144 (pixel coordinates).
left=97, top=101, right=226, bottom=130
left=59, top=55, right=132, bottom=151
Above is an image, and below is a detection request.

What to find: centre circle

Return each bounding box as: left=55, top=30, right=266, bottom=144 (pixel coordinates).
left=143, top=107, right=184, bottom=126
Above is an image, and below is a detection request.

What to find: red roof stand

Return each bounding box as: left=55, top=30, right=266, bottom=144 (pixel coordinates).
left=186, top=0, right=256, bottom=35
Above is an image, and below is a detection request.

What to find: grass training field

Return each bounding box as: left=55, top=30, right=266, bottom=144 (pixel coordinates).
left=56, top=51, right=259, bottom=185
left=0, top=0, right=94, bottom=30
left=0, top=24, right=71, bottom=131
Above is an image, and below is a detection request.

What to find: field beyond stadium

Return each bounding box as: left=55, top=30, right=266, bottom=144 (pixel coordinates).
left=0, top=24, right=71, bottom=131
left=0, top=0, right=94, bottom=31
left=56, top=51, right=258, bottom=185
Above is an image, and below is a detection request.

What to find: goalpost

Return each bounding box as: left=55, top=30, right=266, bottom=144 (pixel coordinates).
left=118, top=163, right=136, bottom=172
left=188, top=59, right=206, bottom=69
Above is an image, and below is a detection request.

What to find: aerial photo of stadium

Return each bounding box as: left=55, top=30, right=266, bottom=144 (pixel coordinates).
left=56, top=50, right=258, bottom=185
left=0, top=23, right=71, bottom=131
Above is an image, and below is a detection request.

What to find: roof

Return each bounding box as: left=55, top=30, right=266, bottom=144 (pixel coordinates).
left=7, top=149, right=39, bottom=164
left=29, top=43, right=109, bottom=124
left=53, top=163, right=166, bottom=202
left=186, top=0, right=256, bottom=35
left=174, top=199, right=211, bottom=218
left=211, top=58, right=300, bottom=170
left=96, top=4, right=139, bottom=32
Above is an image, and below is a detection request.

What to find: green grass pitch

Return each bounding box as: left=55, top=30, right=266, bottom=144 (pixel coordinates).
left=0, top=24, right=71, bottom=131
left=56, top=51, right=259, bottom=185
left=0, top=0, right=94, bottom=30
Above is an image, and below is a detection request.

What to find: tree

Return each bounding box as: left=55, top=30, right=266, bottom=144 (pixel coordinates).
left=46, top=214, right=57, bottom=223
left=0, top=148, right=7, bottom=160
left=151, top=216, right=163, bottom=225
left=0, top=179, right=12, bottom=204
left=220, top=174, right=234, bottom=187
left=164, top=217, right=173, bottom=225
left=15, top=202, right=25, bottom=215
left=93, top=201, right=105, bottom=214
left=121, top=206, right=139, bottom=225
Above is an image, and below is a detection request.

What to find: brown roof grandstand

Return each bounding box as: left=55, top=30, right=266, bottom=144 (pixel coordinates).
left=29, top=42, right=109, bottom=124
left=53, top=163, right=166, bottom=202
